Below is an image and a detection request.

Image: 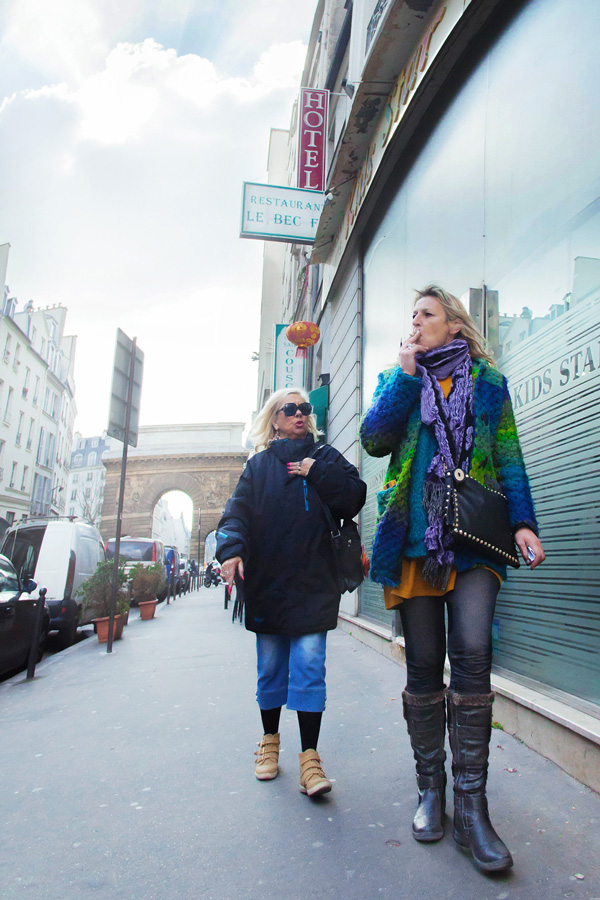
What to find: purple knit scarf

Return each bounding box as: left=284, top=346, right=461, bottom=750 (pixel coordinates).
left=415, top=339, right=474, bottom=589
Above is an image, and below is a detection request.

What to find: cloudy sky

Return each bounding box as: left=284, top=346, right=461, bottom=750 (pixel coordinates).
left=0, top=0, right=315, bottom=437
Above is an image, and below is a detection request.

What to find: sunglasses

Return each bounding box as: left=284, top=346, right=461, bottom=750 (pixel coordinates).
left=277, top=402, right=312, bottom=417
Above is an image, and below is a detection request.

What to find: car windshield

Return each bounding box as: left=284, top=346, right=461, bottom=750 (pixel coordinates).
left=0, top=526, right=46, bottom=580
left=106, top=540, right=155, bottom=562
left=0, top=558, right=21, bottom=595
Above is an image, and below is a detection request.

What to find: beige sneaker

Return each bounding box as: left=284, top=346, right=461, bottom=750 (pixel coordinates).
left=299, top=749, right=332, bottom=796
left=254, top=733, right=280, bottom=781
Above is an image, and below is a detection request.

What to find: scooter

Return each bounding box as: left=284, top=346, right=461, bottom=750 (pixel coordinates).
left=204, top=569, right=222, bottom=588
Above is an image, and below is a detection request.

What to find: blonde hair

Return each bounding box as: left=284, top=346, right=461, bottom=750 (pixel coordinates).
left=415, top=284, right=495, bottom=364
left=249, top=387, right=322, bottom=452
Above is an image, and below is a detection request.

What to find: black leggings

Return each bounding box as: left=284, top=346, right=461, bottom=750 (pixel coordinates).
left=398, top=568, right=500, bottom=695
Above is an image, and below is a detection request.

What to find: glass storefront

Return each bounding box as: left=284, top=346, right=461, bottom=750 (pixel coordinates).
left=360, top=0, right=600, bottom=708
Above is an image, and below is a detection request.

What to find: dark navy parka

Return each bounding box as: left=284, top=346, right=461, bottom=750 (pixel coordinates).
left=215, top=435, right=366, bottom=635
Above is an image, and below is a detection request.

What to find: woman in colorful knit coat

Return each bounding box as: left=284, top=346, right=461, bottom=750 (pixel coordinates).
left=360, top=285, right=544, bottom=874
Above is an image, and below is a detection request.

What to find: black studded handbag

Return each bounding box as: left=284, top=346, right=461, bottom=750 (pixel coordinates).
left=432, top=388, right=520, bottom=569
left=443, top=467, right=520, bottom=568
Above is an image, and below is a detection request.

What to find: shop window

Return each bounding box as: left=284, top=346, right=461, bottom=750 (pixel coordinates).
left=360, top=0, right=600, bottom=705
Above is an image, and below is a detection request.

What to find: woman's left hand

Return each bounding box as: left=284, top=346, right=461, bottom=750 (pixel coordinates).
left=514, top=527, right=545, bottom=569
left=287, top=458, right=316, bottom=477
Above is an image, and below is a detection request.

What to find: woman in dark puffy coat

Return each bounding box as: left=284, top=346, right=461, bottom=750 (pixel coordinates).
left=217, top=387, right=366, bottom=797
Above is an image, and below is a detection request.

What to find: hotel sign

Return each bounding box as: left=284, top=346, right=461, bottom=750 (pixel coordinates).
left=297, top=88, right=329, bottom=191
left=240, top=182, right=324, bottom=244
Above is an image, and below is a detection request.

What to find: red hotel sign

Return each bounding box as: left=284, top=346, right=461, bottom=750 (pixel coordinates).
left=297, top=88, right=328, bottom=192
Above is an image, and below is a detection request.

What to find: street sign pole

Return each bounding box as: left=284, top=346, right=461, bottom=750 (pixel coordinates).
left=107, top=337, right=137, bottom=654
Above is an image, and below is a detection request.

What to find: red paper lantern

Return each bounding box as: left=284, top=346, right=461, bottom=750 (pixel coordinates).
left=285, top=321, right=321, bottom=359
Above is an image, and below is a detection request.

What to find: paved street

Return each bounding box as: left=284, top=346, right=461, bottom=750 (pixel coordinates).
left=1, top=587, right=599, bottom=900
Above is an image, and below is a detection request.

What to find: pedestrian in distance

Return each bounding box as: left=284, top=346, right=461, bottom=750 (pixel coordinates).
left=360, top=285, right=545, bottom=874
left=217, top=387, right=366, bottom=797
left=189, top=559, right=198, bottom=591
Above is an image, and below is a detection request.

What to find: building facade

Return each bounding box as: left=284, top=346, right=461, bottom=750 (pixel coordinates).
left=0, top=261, right=77, bottom=525
left=66, top=433, right=111, bottom=526
left=257, top=0, right=600, bottom=788
left=152, top=497, right=191, bottom=556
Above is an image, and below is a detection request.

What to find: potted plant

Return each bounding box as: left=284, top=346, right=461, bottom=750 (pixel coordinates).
left=130, top=563, right=167, bottom=620
left=77, top=559, right=129, bottom=643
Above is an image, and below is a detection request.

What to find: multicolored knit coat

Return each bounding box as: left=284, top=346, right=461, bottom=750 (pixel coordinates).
left=360, top=359, right=538, bottom=587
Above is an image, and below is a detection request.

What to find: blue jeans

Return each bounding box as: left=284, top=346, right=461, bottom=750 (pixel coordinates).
left=256, top=632, right=327, bottom=712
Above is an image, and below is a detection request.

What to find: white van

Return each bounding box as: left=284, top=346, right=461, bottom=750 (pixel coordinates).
left=1, top=518, right=105, bottom=647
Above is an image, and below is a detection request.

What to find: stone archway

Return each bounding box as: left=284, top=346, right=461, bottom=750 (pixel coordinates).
left=100, top=450, right=248, bottom=561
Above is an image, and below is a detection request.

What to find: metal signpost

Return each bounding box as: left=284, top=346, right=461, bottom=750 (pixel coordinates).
left=106, top=329, right=144, bottom=653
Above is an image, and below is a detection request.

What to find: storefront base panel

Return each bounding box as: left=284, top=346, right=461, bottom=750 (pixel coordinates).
left=338, top=613, right=600, bottom=794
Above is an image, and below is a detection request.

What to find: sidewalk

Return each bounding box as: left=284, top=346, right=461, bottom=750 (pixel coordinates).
left=1, top=588, right=599, bottom=900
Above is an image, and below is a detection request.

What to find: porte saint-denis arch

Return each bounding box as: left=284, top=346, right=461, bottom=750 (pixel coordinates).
left=100, top=423, right=248, bottom=560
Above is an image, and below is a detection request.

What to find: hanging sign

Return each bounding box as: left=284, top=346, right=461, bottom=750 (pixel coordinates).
left=274, top=324, right=305, bottom=390
left=297, top=88, right=329, bottom=191
left=240, top=182, right=324, bottom=244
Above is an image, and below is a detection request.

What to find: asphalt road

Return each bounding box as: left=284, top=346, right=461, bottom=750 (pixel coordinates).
left=1, top=588, right=599, bottom=900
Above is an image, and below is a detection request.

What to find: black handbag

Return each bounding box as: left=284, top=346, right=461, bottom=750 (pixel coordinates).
left=320, top=501, right=364, bottom=593
left=433, top=391, right=520, bottom=569
left=444, top=467, right=520, bottom=568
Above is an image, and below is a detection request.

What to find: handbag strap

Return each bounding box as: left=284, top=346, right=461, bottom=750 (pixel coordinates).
left=430, top=382, right=469, bottom=473
left=306, top=443, right=342, bottom=536
left=435, top=400, right=458, bottom=468
left=315, top=492, right=341, bottom=537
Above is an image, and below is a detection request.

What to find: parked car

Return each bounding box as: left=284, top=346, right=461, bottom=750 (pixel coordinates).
left=0, top=553, right=48, bottom=680
left=105, top=537, right=167, bottom=601
left=1, top=518, right=105, bottom=648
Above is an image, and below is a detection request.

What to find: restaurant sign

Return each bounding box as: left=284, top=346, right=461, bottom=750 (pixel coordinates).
left=240, top=182, right=324, bottom=244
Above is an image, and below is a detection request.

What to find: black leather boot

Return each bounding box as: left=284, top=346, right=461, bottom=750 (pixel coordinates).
left=447, top=692, right=513, bottom=873
left=402, top=688, right=447, bottom=842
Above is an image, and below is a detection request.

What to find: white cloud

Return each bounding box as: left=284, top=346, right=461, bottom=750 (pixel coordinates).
left=253, top=40, right=308, bottom=91
left=0, top=11, right=313, bottom=434
left=3, top=0, right=105, bottom=84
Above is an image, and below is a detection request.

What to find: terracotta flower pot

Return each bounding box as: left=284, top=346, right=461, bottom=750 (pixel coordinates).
left=138, top=600, right=157, bottom=620
left=94, top=614, right=124, bottom=643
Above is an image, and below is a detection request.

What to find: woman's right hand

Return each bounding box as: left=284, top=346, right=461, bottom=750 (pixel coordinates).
left=397, top=330, right=426, bottom=376
left=221, top=556, right=244, bottom=587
